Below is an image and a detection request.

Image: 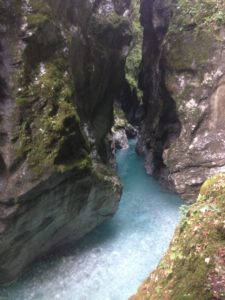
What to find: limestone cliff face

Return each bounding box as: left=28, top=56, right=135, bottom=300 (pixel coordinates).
left=130, top=174, right=225, bottom=300
left=0, top=0, right=132, bottom=283
left=138, top=0, right=225, bottom=201
left=137, top=0, right=181, bottom=192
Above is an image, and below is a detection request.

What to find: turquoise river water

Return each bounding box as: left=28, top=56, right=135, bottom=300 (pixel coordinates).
left=0, top=140, right=182, bottom=300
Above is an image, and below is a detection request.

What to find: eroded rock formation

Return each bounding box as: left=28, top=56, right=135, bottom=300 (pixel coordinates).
left=131, top=1, right=225, bottom=298
left=112, top=104, right=137, bottom=150
left=138, top=0, right=225, bottom=201
left=137, top=0, right=181, bottom=193
left=0, top=0, right=133, bottom=283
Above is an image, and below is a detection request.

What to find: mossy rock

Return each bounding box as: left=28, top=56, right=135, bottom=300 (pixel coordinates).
left=165, top=30, right=214, bottom=72
left=168, top=0, right=225, bottom=34
left=125, top=0, right=143, bottom=99
left=131, top=174, right=225, bottom=300
left=15, top=8, right=91, bottom=176
left=26, top=0, right=51, bottom=28
left=91, top=13, right=132, bottom=50
left=165, top=0, right=225, bottom=75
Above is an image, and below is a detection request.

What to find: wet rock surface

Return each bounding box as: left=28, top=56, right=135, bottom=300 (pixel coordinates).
left=0, top=0, right=135, bottom=283
left=112, top=104, right=137, bottom=150
left=138, top=0, right=225, bottom=202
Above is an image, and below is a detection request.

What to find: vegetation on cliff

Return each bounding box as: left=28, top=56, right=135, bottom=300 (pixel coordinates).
left=0, top=0, right=125, bottom=284
left=14, top=0, right=91, bottom=176
left=169, top=0, right=225, bottom=34
left=166, top=0, right=225, bottom=73
left=152, top=0, right=225, bottom=201
left=125, top=0, right=143, bottom=100
left=131, top=174, right=225, bottom=300
left=14, top=0, right=133, bottom=175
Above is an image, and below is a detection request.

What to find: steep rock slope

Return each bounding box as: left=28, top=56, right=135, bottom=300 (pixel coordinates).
left=130, top=174, right=225, bottom=300
left=122, top=0, right=143, bottom=125
left=137, top=0, right=181, bottom=192
left=138, top=0, right=225, bottom=201
left=0, top=0, right=132, bottom=283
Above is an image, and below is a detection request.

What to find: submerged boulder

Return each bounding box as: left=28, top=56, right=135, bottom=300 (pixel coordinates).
left=130, top=174, right=225, bottom=300
left=0, top=0, right=134, bottom=283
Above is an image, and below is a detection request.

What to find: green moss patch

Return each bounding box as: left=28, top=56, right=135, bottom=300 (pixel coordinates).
left=12, top=0, right=91, bottom=176
left=165, top=0, right=225, bottom=74
left=26, top=0, right=51, bottom=28
left=131, top=174, right=225, bottom=300
left=169, top=0, right=225, bottom=34
left=125, top=0, right=143, bottom=100
left=166, top=30, right=214, bottom=72
left=16, top=48, right=90, bottom=175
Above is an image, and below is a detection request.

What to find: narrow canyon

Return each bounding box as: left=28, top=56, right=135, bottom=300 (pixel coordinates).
left=0, top=0, right=225, bottom=299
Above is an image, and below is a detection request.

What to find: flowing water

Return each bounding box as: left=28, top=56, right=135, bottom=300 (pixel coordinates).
left=0, top=140, right=182, bottom=300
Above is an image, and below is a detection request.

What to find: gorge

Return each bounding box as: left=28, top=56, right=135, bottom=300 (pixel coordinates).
left=0, top=140, right=182, bottom=300
left=0, top=0, right=225, bottom=299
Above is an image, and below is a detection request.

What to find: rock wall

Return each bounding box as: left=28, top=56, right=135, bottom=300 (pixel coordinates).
left=130, top=174, right=225, bottom=300
left=112, top=104, right=137, bottom=151
left=138, top=0, right=225, bottom=201
left=66, top=0, right=132, bottom=161
left=0, top=0, right=133, bottom=283
left=131, top=1, right=225, bottom=296
left=122, top=0, right=143, bottom=125
left=137, top=0, right=181, bottom=192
